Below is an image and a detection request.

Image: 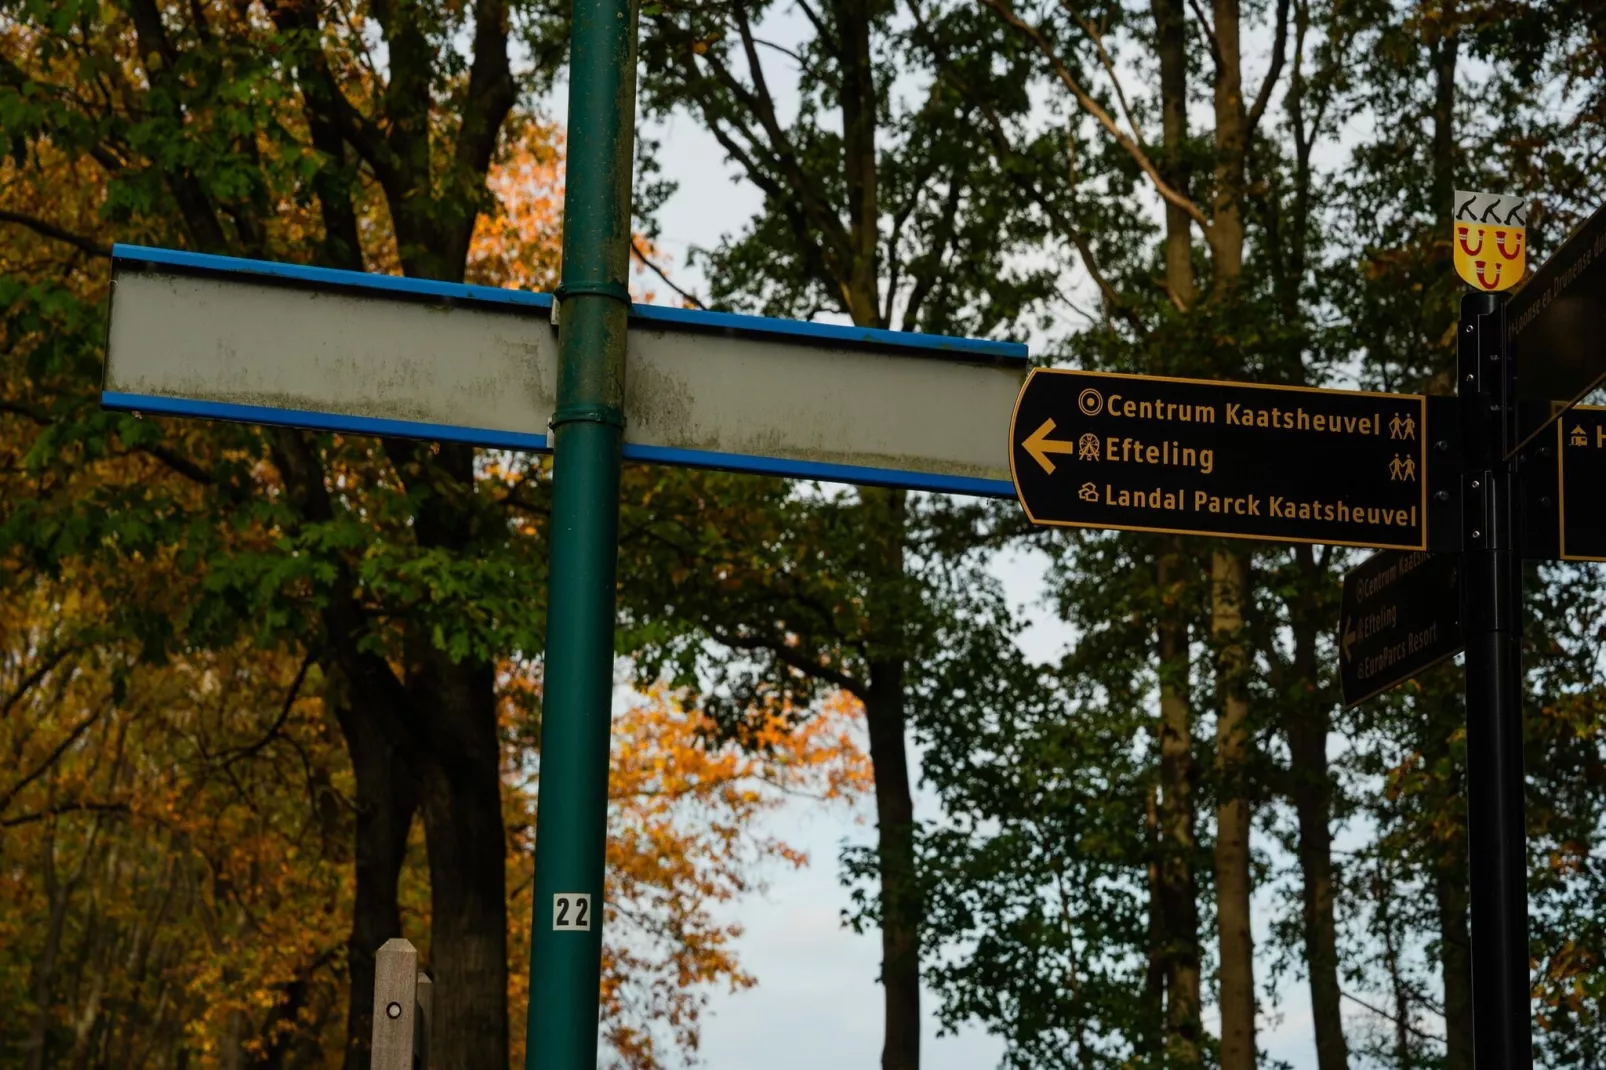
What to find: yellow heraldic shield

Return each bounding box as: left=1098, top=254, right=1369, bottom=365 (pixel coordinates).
left=1454, top=189, right=1528, bottom=291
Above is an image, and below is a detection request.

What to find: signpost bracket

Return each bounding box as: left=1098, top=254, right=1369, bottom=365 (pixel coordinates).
left=1428, top=395, right=1464, bottom=552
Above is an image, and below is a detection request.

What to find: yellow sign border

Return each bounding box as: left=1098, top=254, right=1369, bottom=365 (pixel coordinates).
left=1559, top=404, right=1606, bottom=563
left=1008, top=368, right=1431, bottom=553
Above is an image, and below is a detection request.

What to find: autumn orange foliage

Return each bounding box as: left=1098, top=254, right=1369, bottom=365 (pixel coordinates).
left=509, top=687, right=871, bottom=1067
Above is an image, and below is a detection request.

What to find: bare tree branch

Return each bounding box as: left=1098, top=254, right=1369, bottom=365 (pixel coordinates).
left=1341, top=990, right=1447, bottom=1045
left=0, top=210, right=111, bottom=257
left=1186, top=0, right=1223, bottom=70
left=454, top=0, right=516, bottom=182
left=126, top=0, right=229, bottom=251
left=729, top=1, right=855, bottom=263
left=665, top=39, right=841, bottom=303
left=139, top=444, right=214, bottom=486
left=900, top=163, right=966, bottom=332
left=908, top=8, right=1148, bottom=334
left=979, top=0, right=1213, bottom=230
left=1, top=644, right=84, bottom=720
left=1, top=801, right=131, bottom=829
left=709, top=627, right=867, bottom=700
left=218, top=652, right=315, bottom=768
left=0, top=704, right=104, bottom=819
left=751, top=36, right=806, bottom=65
left=1246, top=0, right=1291, bottom=146
left=631, top=237, right=709, bottom=310
left=1062, top=4, right=1148, bottom=147
left=265, top=0, right=402, bottom=192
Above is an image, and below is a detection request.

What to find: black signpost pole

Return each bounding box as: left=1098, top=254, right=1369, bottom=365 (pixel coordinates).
left=1459, top=290, right=1533, bottom=1069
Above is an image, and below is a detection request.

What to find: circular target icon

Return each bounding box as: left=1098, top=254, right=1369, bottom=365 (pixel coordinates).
left=1078, top=388, right=1104, bottom=417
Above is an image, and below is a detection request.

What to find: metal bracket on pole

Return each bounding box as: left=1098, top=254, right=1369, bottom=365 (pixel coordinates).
left=553, top=280, right=633, bottom=306
left=551, top=280, right=633, bottom=331
left=550, top=402, right=626, bottom=430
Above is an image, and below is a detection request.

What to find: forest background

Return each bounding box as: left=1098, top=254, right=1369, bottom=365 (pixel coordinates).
left=3, top=1, right=1606, bottom=1069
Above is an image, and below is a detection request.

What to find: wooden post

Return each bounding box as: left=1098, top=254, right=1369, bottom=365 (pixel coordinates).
left=372, top=938, right=432, bottom=1070
left=415, top=971, right=433, bottom=1067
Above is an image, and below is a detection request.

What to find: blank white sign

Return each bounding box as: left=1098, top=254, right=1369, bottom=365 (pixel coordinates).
left=103, top=247, right=1026, bottom=496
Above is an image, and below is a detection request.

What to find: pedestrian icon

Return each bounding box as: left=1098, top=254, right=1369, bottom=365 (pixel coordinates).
left=1388, top=413, right=1417, bottom=440
left=1389, top=454, right=1416, bottom=481
left=1079, top=433, right=1100, bottom=461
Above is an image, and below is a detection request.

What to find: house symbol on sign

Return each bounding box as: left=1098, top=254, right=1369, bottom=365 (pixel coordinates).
left=1571, top=425, right=1590, bottom=447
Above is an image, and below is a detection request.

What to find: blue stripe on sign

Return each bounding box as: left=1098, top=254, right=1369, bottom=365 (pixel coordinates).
left=627, top=303, right=1028, bottom=365
left=101, top=391, right=1015, bottom=498
left=620, top=442, right=1016, bottom=498
left=111, top=244, right=1027, bottom=366
left=100, top=392, right=551, bottom=452
left=111, top=244, right=556, bottom=314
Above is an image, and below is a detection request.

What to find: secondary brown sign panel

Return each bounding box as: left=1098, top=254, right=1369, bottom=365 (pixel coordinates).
left=1560, top=405, right=1606, bottom=561
left=1508, top=201, right=1606, bottom=408
left=1009, top=370, right=1429, bottom=550
left=1339, top=549, right=1464, bottom=707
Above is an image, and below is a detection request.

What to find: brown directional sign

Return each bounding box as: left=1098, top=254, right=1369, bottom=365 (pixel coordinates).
left=1339, top=549, right=1464, bottom=707
left=1009, top=370, right=1430, bottom=550
left=1508, top=201, right=1606, bottom=409
left=1559, top=405, right=1606, bottom=561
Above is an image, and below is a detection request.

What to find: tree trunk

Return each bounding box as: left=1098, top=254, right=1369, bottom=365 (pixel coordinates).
left=269, top=430, right=435, bottom=1070
left=1288, top=704, right=1346, bottom=1068
left=1431, top=690, right=1474, bottom=1070
left=1206, top=0, right=1256, bottom=1060
left=133, top=7, right=518, bottom=1058
left=1144, top=785, right=1166, bottom=1060
left=1436, top=856, right=1474, bottom=1070
left=278, top=117, right=422, bottom=1070
left=1428, top=0, right=1458, bottom=220
left=1207, top=0, right=1248, bottom=286
left=1425, top=25, right=1472, bottom=1060
left=1157, top=540, right=1203, bottom=1067
left=412, top=653, right=509, bottom=1070
left=834, top=0, right=880, bottom=327
left=1287, top=546, right=1348, bottom=1070
left=863, top=487, right=921, bottom=1070
left=1148, top=0, right=1202, bottom=1051
left=1212, top=549, right=1255, bottom=1070
left=25, top=824, right=71, bottom=1070
left=1372, top=862, right=1412, bottom=1067
left=1420, top=5, right=1461, bottom=385
left=1150, top=0, right=1195, bottom=312
left=834, top=8, right=916, bottom=1051
left=332, top=690, right=419, bottom=1070
left=399, top=441, right=510, bottom=1070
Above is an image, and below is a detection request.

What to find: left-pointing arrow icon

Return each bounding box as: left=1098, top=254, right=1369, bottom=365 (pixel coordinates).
left=1023, top=418, right=1078, bottom=474
left=1341, top=618, right=1356, bottom=663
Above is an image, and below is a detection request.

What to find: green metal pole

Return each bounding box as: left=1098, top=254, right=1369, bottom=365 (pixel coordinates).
left=525, top=0, right=638, bottom=1061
